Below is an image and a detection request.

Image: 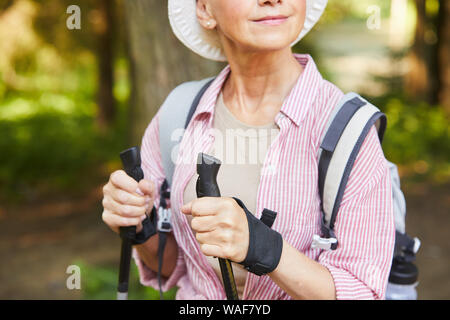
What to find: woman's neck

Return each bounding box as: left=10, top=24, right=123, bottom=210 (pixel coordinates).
left=221, top=49, right=304, bottom=124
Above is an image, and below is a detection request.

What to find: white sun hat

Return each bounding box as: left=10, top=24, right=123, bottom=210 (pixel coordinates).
left=168, top=0, right=328, bottom=62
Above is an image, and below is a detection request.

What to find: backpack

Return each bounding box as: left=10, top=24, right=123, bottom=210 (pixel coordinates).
left=155, top=77, right=420, bottom=293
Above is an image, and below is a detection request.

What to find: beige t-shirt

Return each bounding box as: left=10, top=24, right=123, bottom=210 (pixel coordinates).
left=183, top=90, right=280, bottom=298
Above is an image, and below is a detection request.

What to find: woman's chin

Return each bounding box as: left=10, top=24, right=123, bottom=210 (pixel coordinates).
left=244, top=41, right=295, bottom=55
left=251, top=34, right=297, bottom=49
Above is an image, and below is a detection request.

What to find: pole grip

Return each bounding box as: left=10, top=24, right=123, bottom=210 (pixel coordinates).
left=196, top=153, right=239, bottom=300
left=117, top=146, right=144, bottom=299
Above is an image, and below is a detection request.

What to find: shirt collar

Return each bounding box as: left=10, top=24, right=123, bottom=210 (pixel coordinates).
left=191, top=53, right=323, bottom=128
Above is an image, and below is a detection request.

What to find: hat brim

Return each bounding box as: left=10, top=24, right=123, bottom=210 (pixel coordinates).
left=168, top=0, right=328, bottom=62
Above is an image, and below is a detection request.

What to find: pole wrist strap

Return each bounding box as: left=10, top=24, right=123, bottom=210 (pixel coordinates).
left=120, top=206, right=157, bottom=245
left=232, top=197, right=283, bottom=276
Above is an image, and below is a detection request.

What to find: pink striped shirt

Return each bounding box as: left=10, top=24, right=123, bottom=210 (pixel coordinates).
left=133, top=53, right=395, bottom=300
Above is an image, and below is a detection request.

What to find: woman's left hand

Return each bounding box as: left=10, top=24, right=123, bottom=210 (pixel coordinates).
left=181, top=197, right=249, bottom=262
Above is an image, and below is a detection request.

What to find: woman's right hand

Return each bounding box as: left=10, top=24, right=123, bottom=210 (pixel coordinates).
left=102, top=170, right=156, bottom=234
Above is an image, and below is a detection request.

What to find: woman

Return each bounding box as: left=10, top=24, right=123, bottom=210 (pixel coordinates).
left=101, top=0, right=395, bottom=299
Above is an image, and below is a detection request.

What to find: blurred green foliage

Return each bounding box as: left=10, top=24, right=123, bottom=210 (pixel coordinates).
left=380, top=96, right=450, bottom=183
left=322, top=0, right=391, bottom=23
left=76, top=260, right=177, bottom=300
left=0, top=58, right=129, bottom=203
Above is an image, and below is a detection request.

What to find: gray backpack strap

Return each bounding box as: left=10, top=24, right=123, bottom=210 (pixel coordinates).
left=158, top=77, right=215, bottom=187
left=387, top=160, right=406, bottom=234
left=312, top=92, right=387, bottom=250
left=388, top=160, right=421, bottom=257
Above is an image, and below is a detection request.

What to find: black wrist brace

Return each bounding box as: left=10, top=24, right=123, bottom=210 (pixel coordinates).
left=120, top=205, right=157, bottom=245
left=232, top=197, right=283, bottom=276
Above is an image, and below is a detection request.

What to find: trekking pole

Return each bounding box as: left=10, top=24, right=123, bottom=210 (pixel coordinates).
left=196, top=152, right=239, bottom=300
left=117, top=146, right=144, bottom=300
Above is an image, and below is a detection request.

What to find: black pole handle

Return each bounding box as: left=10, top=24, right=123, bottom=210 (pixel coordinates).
left=120, top=147, right=144, bottom=182
left=196, top=153, right=239, bottom=300
left=117, top=146, right=144, bottom=300
left=196, top=153, right=222, bottom=198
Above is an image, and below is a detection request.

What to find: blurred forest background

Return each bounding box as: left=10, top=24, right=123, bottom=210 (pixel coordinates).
left=0, top=0, right=448, bottom=299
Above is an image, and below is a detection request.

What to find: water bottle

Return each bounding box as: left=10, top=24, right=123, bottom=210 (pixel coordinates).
left=386, top=257, right=418, bottom=300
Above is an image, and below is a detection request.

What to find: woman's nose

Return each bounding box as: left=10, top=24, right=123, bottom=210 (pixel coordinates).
left=258, top=0, right=282, bottom=6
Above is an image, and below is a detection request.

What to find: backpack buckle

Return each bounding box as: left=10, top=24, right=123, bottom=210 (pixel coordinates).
left=157, top=207, right=172, bottom=233
left=311, top=234, right=338, bottom=251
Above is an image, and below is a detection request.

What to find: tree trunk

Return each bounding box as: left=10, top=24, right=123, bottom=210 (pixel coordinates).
left=437, top=0, right=450, bottom=113
left=0, top=0, right=14, bottom=14
left=123, top=0, right=223, bottom=145
left=405, top=0, right=429, bottom=102
left=95, top=0, right=116, bottom=129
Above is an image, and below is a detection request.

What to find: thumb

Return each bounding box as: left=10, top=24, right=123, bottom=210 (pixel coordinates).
left=181, top=200, right=193, bottom=215
left=138, top=179, right=155, bottom=197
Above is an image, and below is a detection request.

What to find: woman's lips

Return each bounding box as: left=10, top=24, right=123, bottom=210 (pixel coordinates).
left=253, top=16, right=288, bottom=26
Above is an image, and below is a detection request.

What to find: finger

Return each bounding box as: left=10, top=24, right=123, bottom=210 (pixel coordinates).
left=110, top=170, right=140, bottom=194
left=195, top=230, right=214, bottom=245
left=103, top=195, right=147, bottom=218
left=195, top=229, right=232, bottom=246
left=102, top=210, right=142, bottom=233
left=200, top=243, right=224, bottom=258
left=110, top=186, right=147, bottom=207
left=180, top=200, right=193, bottom=215
left=181, top=197, right=223, bottom=217
left=191, top=215, right=217, bottom=233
